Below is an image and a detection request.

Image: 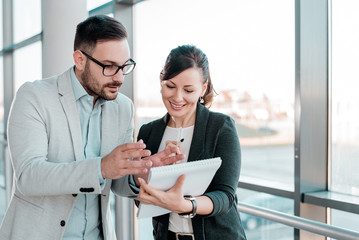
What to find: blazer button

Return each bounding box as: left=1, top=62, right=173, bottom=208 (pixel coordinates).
left=72, top=194, right=78, bottom=197
left=60, top=220, right=66, bottom=227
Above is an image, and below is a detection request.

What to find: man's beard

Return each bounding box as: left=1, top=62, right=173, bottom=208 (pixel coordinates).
left=81, top=63, right=122, bottom=100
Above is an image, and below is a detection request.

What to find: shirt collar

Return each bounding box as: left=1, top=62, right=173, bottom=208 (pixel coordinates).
left=71, top=66, right=88, bottom=101
left=70, top=66, right=106, bottom=106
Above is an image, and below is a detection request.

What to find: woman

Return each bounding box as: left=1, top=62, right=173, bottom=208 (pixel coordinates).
left=136, top=45, right=247, bottom=240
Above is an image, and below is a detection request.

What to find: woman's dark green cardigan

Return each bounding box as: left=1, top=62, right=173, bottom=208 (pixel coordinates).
left=137, top=103, right=247, bottom=240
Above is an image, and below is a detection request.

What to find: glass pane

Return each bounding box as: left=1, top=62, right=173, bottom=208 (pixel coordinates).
left=136, top=217, right=153, bottom=240
left=0, top=56, right=3, bottom=134
left=134, top=0, right=295, bottom=188
left=0, top=0, right=5, bottom=223
left=238, top=189, right=294, bottom=239
left=331, top=0, right=359, bottom=196
left=231, top=0, right=295, bottom=190
left=13, top=0, right=41, bottom=43
left=0, top=163, right=4, bottom=223
left=14, top=41, right=42, bottom=93
left=331, top=209, right=359, bottom=235
left=0, top=144, right=4, bottom=224
left=110, top=193, right=116, bottom=226
left=0, top=0, right=3, bottom=48
left=0, top=0, right=2, bottom=126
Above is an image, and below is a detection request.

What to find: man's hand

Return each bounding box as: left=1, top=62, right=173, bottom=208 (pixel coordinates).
left=101, top=141, right=153, bottom=179
left=133, top=146, right=185, bottom=185
left=147, top=146, right=185, bottom=167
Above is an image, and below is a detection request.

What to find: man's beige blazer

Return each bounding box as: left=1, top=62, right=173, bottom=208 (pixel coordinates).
left=0, top=68, right=136, bottom=240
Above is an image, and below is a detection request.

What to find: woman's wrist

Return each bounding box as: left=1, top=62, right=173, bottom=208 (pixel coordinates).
left=179, top=195, right=197, bottom=218
left=181, top=198, right=194, bottom=213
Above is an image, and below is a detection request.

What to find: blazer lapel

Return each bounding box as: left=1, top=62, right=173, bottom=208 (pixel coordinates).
left=101, top=102, right=119, bottom=156
left=188, top=103, right=209, bottom=162
left=58, top=69, right=83, bottom=161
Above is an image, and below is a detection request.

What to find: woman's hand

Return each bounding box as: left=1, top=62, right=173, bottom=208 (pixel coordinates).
left=133, top=141, right=185, bottom=185
left=148, top=145, right=184, bottom=167
left=137, top=175, right=193, bottom=214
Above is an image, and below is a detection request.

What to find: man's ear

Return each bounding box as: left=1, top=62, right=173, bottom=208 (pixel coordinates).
left=73, top=50, right=86, bottom=71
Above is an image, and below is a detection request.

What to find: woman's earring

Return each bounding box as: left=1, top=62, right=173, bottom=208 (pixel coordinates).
left=199, top=96, right=204, bottom=104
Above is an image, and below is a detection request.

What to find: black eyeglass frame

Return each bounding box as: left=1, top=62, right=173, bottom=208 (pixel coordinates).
left=80, top=50, right=136, bottom=76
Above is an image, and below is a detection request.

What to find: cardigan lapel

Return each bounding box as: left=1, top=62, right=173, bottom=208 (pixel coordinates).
left=146, top=115, right=168, bottom=154
left=57, top=68, right=83, bottom=161
left=185, top=103, right=209, bottom=238
left=187, top=103, right=209, bottom=162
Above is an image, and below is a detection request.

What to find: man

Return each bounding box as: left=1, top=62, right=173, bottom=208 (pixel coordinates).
left=0, top=15, right=183, bottom=240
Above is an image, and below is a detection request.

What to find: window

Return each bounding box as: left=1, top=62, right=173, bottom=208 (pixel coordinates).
left=0, top=56, right=3, bottom=135
left=232, top=0, right=295, bottom=190
left=14, top=42, right=42, bottom=92
left=330, top=0, right=359, bottom=197
left=0, top=0, right=2, bottom=47
left=0, top=0, right=5, bottom=224
left=13, top=0, right=41, bottom=43
left=238, top=189, right=293, bottom=239
left=331, top=209, right=359, bottom=233
left=134, top=0, right=295, bottom=189
left=0, top=0, right=3, bottom=134
left=134, top=0, right=294, bottom=238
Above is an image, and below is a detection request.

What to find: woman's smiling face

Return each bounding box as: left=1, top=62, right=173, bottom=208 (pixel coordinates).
left=161, top=67, right=207, bottom=126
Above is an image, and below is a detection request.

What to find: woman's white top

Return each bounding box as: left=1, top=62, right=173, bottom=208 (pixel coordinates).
left=157, top=125, right=195, bottom=233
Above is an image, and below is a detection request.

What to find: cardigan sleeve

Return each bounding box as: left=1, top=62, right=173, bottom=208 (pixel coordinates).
left=137, top=124, right=150, bottom=143
left=203, top=116, right=241, bottom=217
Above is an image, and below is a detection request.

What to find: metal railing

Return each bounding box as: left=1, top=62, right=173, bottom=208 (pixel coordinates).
left=238, top=202, right=359, bottom=240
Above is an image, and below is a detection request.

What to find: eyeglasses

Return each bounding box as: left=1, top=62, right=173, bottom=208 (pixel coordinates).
left=80, top=50, right=136, bottom=76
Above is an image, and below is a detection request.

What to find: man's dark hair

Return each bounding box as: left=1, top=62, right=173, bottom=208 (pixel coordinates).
left=74, top=15, right=128, bottom=53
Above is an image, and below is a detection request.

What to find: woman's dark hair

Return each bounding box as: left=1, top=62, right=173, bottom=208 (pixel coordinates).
left=160, top=45, right=216, bottom=107
left=74, top=15, right=127, bottom=53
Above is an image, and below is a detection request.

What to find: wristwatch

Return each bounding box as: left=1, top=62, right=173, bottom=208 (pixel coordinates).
left=179, top=195, right=197, bottom=218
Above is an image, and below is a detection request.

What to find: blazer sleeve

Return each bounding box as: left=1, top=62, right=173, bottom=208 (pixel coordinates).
left=129, top=123, right=154, bottom=205
left=8, top=82, right=102, bottom=196
left=111, top=97, right=139, bottom=197
left=203, top=116, right=241, bottom=217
